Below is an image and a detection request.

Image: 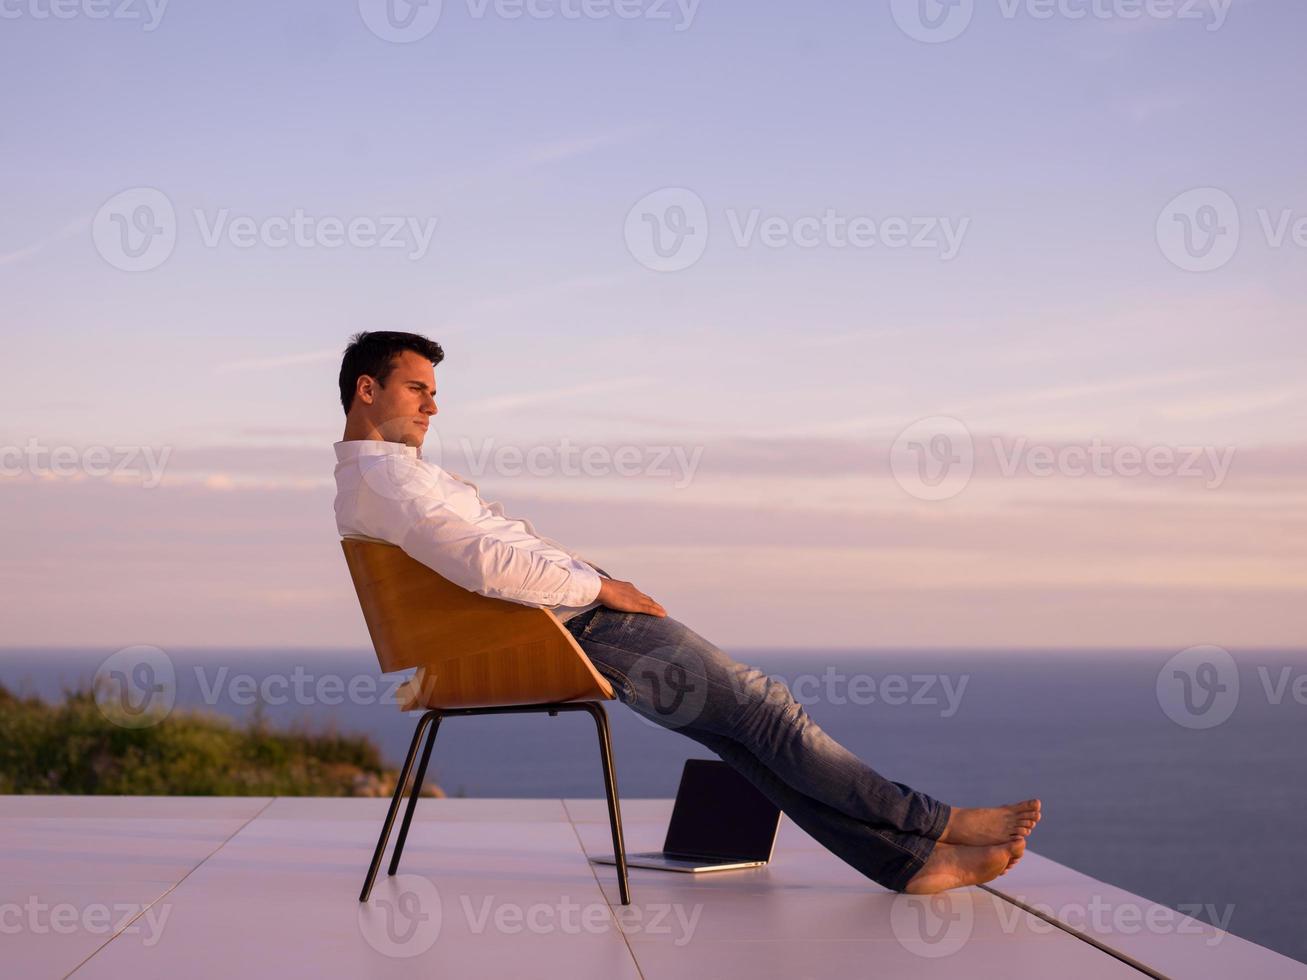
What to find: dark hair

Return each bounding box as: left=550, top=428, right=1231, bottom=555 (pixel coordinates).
left=338, top=331, right=445, bottom=415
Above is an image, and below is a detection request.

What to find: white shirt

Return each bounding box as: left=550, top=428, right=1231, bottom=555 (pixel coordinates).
left=333, top=439, right=606, bottom=622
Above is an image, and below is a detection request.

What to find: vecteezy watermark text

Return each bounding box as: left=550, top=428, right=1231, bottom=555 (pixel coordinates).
left=358, top=875, right=702, bottom=957
left=462, top=894, right=701, bottom=945
left=193, top=666, right=411, bottom=708
left=192, top=210, right=437, bottom=259
left=890, top=417, right=1236, bottom=501
left=1, top=438, right=171, bottom=489
left=0, top=897, right=172, bottom=946
left=93, top=647, right=414, bottom=728
left=890, top=0, right=1233, bottom=44
left=357, top=0, right=701, bottom=43
left=93, top=187, right=439, bottom=272
left=624, top=188, right=970, bottom=272
left=770, top=668, right=969, bottom=718
left=0, top=0, right=169, bottom=30
left=445, top=436, right=704, bottom=488
left=891, top=890, right=1234, bottom=958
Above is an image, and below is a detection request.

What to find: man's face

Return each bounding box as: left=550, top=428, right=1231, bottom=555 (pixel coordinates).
left=361, top=350, right=438, bottom=448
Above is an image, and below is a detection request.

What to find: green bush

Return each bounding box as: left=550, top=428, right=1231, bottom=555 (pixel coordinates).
left=0, top=683, right=441, bottom=798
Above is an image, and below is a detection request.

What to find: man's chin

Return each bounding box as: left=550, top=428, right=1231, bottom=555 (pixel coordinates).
left=389, top=430, right=420, bottom=449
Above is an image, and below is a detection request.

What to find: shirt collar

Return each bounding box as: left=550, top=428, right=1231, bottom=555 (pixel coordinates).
left=333, top=439, right=421, bottom=462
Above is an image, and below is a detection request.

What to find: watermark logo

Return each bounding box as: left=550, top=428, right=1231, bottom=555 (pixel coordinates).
left=890, top=416, right=975, bottom=501
left=626, top=645, right=711, bottom=731
left=359, top=874, right=443, bottom=957
left=93, top=645, right=177, bottom=728
left=93, top=187, right=177, bottom=272
left=891, top=0, right=975, bottom=43
left=1158, top=187, right=1307, bottom=272
left=358, top=0, right=444, bottom=42
left=890, top=892, right=975, bottom=957
left=624, top=187, right=710, bottom=273
left=1156, top=644, right=1239, bottom=729
left=1156, top=187, right=1240, bottom=273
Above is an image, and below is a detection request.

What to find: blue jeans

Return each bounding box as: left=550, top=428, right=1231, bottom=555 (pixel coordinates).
left=563, top=606, right=951, bottom=892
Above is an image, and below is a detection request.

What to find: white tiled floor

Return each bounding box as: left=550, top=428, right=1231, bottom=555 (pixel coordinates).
left=985, top=852, right=1307, bottom=980
left=1, top=795, right=1300, bottom=979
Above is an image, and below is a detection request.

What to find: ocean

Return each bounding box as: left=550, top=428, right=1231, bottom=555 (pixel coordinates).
left=2, top=646, right=1304, bottom=965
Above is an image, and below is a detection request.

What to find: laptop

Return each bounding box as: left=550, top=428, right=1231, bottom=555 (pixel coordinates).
left=591, top=759, right=783, bottom=873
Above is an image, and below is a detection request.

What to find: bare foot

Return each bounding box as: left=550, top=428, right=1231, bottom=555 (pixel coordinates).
left=903, top=838, right=1026, bottom=894
left=939, top=799, right=1041, bottom=846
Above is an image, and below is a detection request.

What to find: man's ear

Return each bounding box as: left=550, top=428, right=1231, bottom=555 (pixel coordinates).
left=356, top=375, right=375, bottom=405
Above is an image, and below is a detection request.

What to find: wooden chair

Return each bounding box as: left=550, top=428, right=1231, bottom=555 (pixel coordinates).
left=340, top=536, right=631, bottom=905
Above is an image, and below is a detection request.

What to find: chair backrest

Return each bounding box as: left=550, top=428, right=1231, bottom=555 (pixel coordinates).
left=340, top=536, right=614, bottom=710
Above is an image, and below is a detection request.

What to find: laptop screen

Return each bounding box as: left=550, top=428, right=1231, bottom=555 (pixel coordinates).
left=662, top=759, right=782, bottom=861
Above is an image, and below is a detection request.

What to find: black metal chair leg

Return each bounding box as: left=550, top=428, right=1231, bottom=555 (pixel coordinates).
left=359, top=709, right=439, bottom=902
left=582, top=702, right=630, bottom=905
left=359, top=701, right=630, bottom=906
left=387, top=714, right=441, bottom=876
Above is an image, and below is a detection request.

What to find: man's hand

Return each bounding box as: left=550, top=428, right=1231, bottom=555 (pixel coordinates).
left=597, top=577, right=667, bottom=617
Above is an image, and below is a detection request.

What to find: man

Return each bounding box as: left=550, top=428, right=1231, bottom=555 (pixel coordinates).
left=332, top=330, right=1040, bottom=894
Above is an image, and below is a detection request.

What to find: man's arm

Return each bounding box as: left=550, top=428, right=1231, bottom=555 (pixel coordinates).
left=367, top=461, right=667, bottom=617
left=452, top=473, right=666, bottom=616
left=474, top=484, right=604, bottom=573
left=400, top=506, right=602, bottom=609
left=403, top=509, right=666, bottom=616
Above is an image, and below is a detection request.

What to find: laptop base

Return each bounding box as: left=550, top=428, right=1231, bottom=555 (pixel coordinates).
left=591, top=852, right=766, bottom=874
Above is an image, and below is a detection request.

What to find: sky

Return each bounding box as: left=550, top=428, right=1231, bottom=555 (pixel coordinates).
left=1, top=0, right=1304, bottom=650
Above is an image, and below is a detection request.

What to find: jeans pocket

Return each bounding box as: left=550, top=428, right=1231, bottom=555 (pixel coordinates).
left=592, top=661, right=634, bottom=704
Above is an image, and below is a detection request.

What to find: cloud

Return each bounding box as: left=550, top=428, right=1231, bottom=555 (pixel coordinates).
left=1156, top=386, right=1304, bottom=421
left=107, top=434, right=1307, bottom=492
left=3, top=468, right=1304, bottom=647
left=789, top=327, right=912, bottom=350
left=1121, top=90, right=1190, bottom=123
left=459, top=376, right=657, bottom=414
left=438, top=125, right=652, bottom=194
left=452, top=274, right=624, bottom=319
left=0, top=215, right=89, bottom=267
left=212, top=348, right=342, bottom=374
left=520, top=125, right=651, bottom=166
